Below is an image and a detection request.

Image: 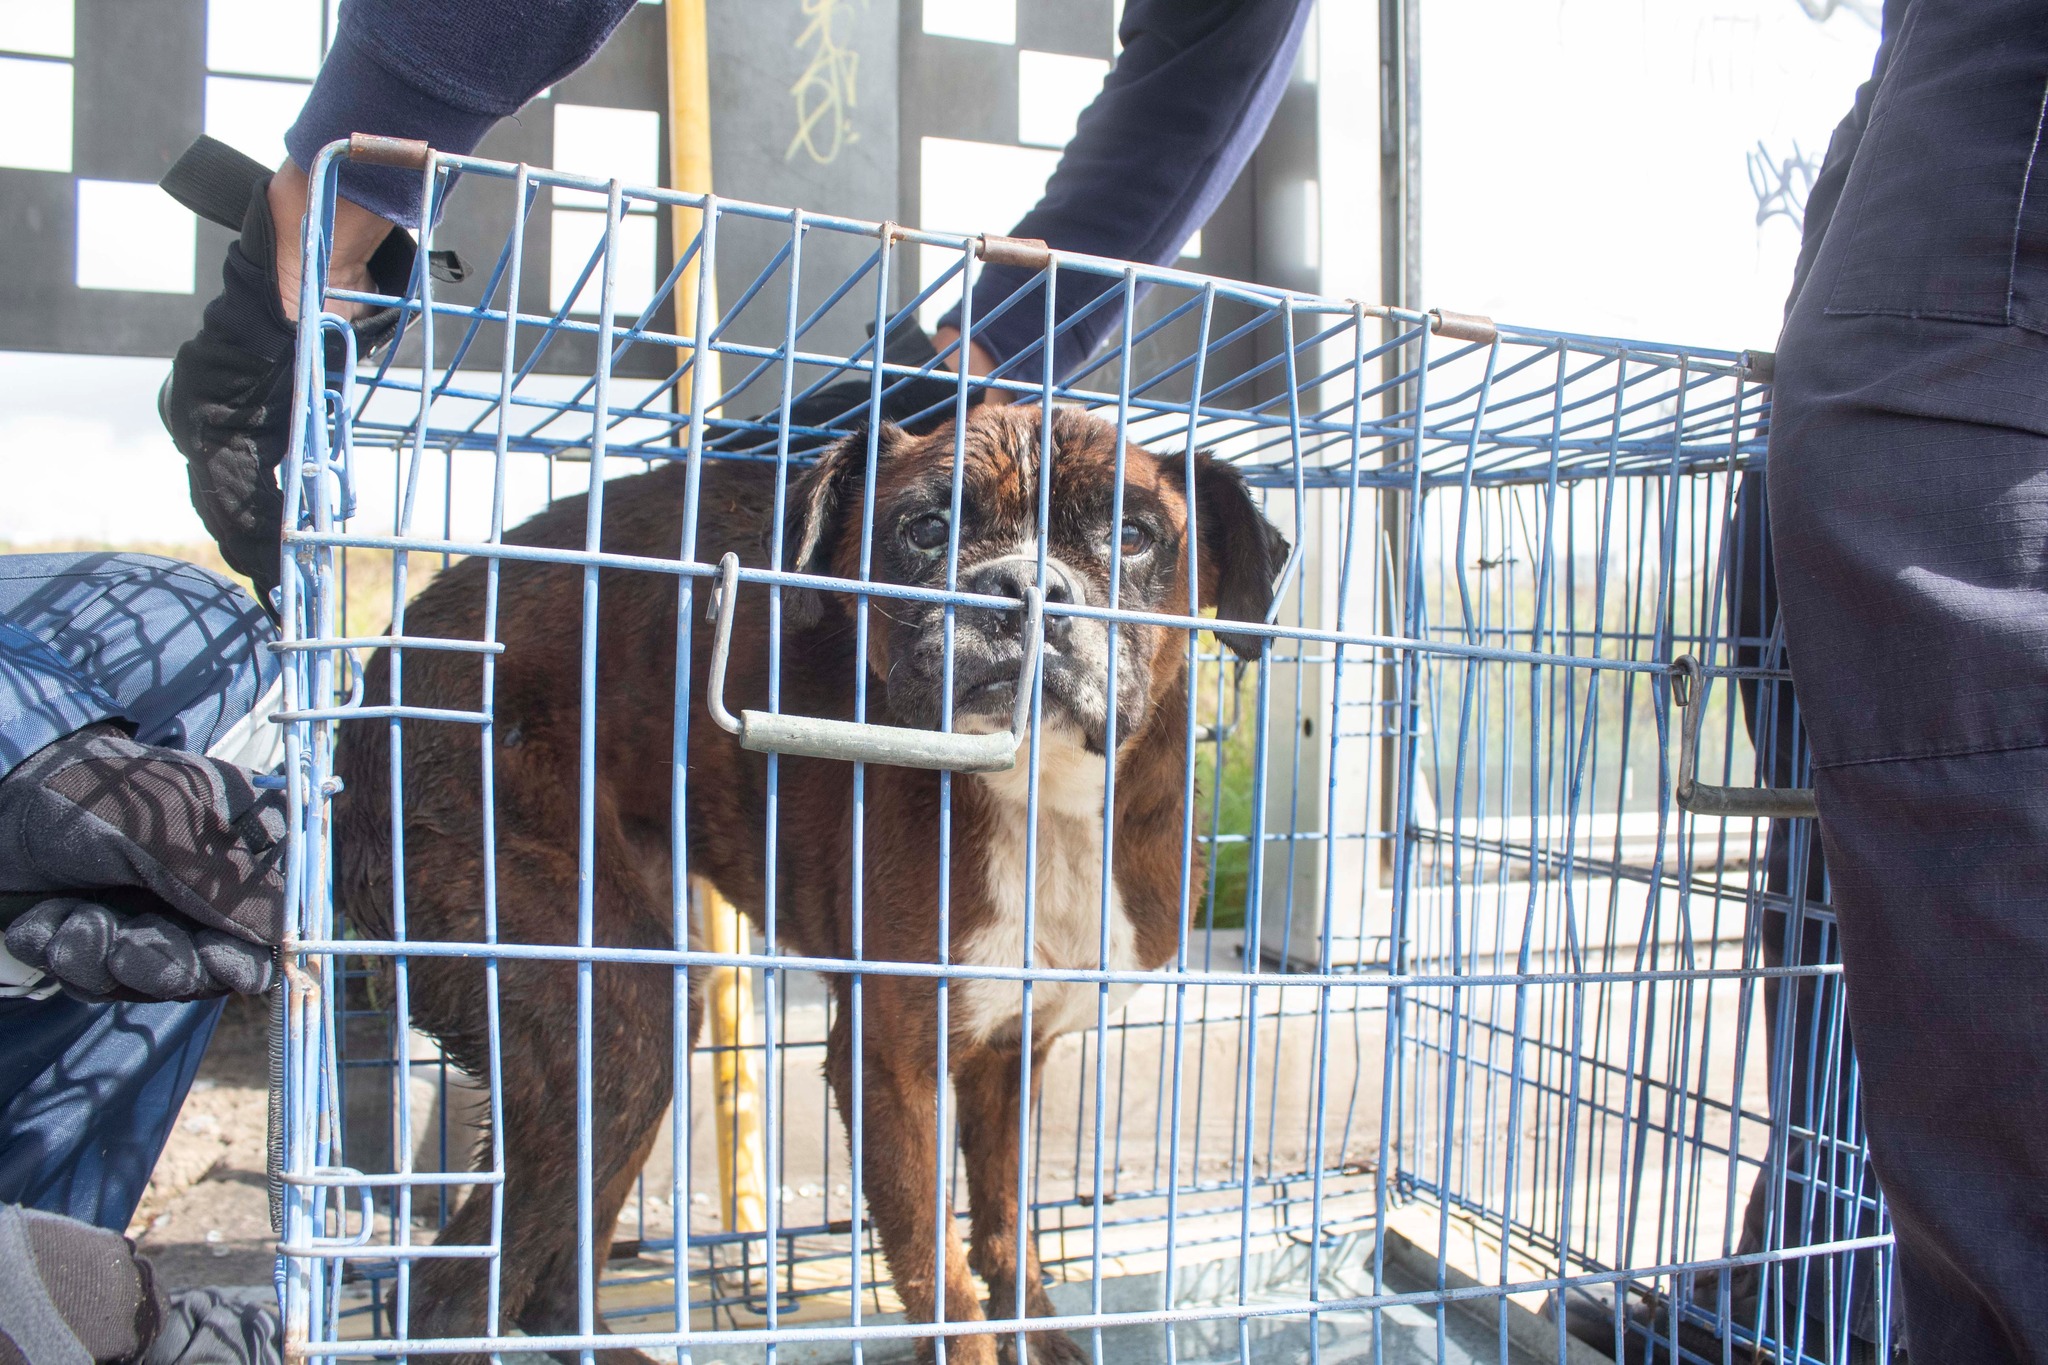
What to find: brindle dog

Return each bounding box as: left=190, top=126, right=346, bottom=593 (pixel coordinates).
left=333, top=405, right=1288, bottom=1364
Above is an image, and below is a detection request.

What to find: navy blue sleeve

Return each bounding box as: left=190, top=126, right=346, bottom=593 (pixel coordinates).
left=941, top=0, right=1313, bottom=383
left=285, top=0, right=641, bottom=227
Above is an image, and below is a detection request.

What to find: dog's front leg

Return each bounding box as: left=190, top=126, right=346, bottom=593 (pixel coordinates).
left=826, top=988, right=996, bottom=1365
left=956, top=1039, right=1088, bottom=1365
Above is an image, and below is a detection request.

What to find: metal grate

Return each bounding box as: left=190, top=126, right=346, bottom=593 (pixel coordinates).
left=272, top=137, right=1890, bottom=1365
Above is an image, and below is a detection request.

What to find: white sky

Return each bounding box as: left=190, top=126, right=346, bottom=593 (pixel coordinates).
left=1423, top=0, right=1879, bottom=349
left=0, top=352, right=205, bottom=544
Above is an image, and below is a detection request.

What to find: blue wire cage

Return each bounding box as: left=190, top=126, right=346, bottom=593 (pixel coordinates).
left=272, top=137, right=1891, bottom=1365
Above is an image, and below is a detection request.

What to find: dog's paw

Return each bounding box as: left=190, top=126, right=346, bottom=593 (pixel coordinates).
left=1035, top=1330, right=1093, bottom=1365
left=546, top=1349, right=663, bottom=1365
left=921, top=1335, right=1003, bottom=1365
left=994, top=1327, right=1090, bottom=1365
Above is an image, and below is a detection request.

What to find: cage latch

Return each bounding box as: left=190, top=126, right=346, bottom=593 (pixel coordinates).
left=1670, top=655, right=1818, bottom=820
left=705, top=553, right=1044, bottom=773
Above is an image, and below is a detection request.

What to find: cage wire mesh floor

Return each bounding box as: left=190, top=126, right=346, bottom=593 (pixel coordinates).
left=273, top=139, right=1892, bottom=1365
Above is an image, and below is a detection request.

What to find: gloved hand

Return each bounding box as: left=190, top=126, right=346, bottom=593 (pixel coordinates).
left=5, top=894, right=276, bottom=1002
left=0, top=724, right=284, bottom=1003
left=142, top=1286, right=281, bottom=1365
left=157, top=137, right=424, bottom=616
left=708, top=316, right=983, bottom=457
left=0, top=1203, right=165, bottom=1365
left=0, top=1204, right=282, bottom=1365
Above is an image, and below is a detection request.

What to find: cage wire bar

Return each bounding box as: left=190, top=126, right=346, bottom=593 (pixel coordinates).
left=271, top=138, right=1889, bottom=1365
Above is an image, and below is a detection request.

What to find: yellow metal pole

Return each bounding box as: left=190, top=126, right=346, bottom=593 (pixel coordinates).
left=665, top=0, right=719, bottom=413
left=668, top=7, right=754, bottom=1237
left=693, top=875, right=766, bottom=1235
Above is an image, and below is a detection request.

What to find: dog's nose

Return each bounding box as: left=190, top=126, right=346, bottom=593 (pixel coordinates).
left=965, top=557, right=1076, bottom=647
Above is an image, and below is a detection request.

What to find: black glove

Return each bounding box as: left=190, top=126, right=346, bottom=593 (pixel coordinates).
left=0, top=1203, right=165, bottom=1365
left=156, top=137, right=423, bottom=615
left=0, top=724, right=284, bottom=1002
left=5, top=895, right=276, bottom=1002
left=141, top=1287, right=280, bottom=1365
left=0, top=1205, right=280, bottom=1365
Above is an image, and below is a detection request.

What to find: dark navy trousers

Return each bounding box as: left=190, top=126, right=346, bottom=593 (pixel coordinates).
left=1726, top=476, right=1894, bottom=1359
left=0, top=553, right=277, bottom=1230
left=1766, top=2, right=2048, bottom=1360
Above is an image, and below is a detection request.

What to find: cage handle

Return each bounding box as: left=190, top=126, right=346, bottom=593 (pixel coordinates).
left=705, top=553, right=1043, bottom=773
left=1670, top=655, right=1819, bottom=820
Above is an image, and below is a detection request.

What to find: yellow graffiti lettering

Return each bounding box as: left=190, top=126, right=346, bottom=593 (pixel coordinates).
left=787, top=0, right=864, bottom=165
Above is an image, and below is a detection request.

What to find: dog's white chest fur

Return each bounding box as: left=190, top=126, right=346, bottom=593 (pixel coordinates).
left=952, top=737, right=1140, bottom=1044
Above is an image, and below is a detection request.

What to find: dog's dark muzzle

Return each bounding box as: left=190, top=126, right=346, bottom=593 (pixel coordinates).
left=959, top=555, right=1079, bottom=651
left=948, top=651, right=1033, bottom=721
left=944, top=556, right=1100, bottom=725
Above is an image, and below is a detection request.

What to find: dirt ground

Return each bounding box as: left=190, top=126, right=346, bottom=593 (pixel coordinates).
left=128, top=993, right=280, bottom=1291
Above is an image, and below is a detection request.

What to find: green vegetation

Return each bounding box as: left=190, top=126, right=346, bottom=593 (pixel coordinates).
left=1191, top=641, right=1260, bottom=931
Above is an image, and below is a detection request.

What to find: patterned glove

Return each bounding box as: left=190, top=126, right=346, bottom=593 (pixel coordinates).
left=0, top=725, right=284, bottom=1002
left=156, top=136, right=423, bottom=614
left=6, top=894, right=276, bottom=1002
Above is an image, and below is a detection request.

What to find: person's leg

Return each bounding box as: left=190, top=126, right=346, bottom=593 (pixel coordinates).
left=1768, top=4, right=2048, bottom=1358
left=0, top=995, right=223, bottom=1228
left=1675, top=9, right=1907, bottom=1343
left=0, top=552, right=278, bottom=765
left=0, top=552, right=275, bottom=1231
left=1726, top=476, right=1894, bottom=1358
left=1810, top=748, right=2048, bottom=1364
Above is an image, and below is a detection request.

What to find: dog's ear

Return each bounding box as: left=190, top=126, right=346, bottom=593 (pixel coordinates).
left=774, top=422, right=901, bottom=629
left=1171, top=451, right=1291, bottom=661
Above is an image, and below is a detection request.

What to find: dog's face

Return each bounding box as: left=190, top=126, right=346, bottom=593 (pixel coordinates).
left=776, top=406, right=1289, bottom=754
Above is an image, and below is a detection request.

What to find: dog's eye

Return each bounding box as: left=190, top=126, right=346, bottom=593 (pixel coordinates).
left=1118, top=520, right=1153, bottom=557
left=904, top=512, right=950, bottom=552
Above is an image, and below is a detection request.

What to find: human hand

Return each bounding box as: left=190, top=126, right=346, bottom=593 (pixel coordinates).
left=0, top=725, right=285, bottom=997
left=734, top=319, right=995, bottom=456
left=931, top=325, right=1011, bottom=406
left=0, top=1203, right=167, bottom=1362
left=158, top=138, right=411, bottom=614
left=5, top=892, right=276, bottom=1002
